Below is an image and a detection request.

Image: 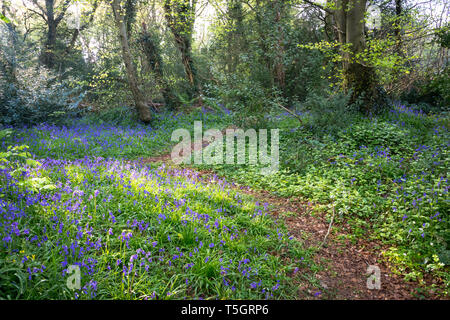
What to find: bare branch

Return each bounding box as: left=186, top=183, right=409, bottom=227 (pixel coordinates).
left=27, top=0, right=48, bottom=22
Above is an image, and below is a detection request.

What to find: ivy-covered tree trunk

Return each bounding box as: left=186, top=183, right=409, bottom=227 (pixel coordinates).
left=334, top=0, right=378, bottom=113
left=111, top=0, right=151, bottom=123
left=163, top=0, right=200, bottom=97
left=177, top=36, right=196, bottom=87
left=139, top=23, right=174, bottom=107
left=226, top=0, right=246, bottom=74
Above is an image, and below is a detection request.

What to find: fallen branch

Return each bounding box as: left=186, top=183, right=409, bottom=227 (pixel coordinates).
left=275, top=103, right=303, bottom=125
left=318, top=204, right=336, bottom=248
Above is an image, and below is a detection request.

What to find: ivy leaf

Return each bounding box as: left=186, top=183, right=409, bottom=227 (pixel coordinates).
left=0, top=13, right=11, bottom=24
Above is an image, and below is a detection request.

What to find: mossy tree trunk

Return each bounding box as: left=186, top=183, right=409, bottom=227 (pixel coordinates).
left=139, top=23, right=174, bottom=107
left=163, top=0, right=200, bottom=98
left=111, top=0, right=152, bottom=123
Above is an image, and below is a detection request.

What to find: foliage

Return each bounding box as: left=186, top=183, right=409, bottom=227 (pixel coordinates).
left=435, top=24, right=450, bottom=48
left=0, top=119, right=315, bottom=300
left=401, top=67, right=450, bottom=112
left=302, top=89, right=358, bottom=136
left=0, top=66, right=84, bottom=126
left=197, top=105, right=449, bottom=291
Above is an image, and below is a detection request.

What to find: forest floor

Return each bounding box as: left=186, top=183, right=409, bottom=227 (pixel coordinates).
left=142, top=157, right=441, bottom=299
left=138, top=130, right=440, bottom=300
left=1, top=108, right=448, bottom=299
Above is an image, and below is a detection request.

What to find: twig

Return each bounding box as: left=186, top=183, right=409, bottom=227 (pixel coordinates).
left=318, top=204, right=336, bottom=248
left=275, top=103, right=303, bottom=125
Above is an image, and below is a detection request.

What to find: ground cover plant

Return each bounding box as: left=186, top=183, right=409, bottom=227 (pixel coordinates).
left=0, top=111, right=319, bottom=300
left=196, top=103, right=449, bottom=293
left=1, top=0, right=449, bottom=302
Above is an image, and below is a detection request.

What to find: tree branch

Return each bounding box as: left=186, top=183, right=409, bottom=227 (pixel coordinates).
left=301, top=0, right=333, bottom=15
left=55, top=0, right=72, bottom=24
left=27, top=0, right=48, bottom=22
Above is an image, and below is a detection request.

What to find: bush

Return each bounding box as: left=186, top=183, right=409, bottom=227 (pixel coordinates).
left=401, top=67, right=450, bottom=112
left=302, top=90, right=359, bottom=136
left=0, top=66, right=84, bottom=126
left=206, top=76, right=275, bottom=129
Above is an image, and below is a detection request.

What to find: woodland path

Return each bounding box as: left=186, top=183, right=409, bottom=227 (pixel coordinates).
left=136, top=127, right=439, bottom=300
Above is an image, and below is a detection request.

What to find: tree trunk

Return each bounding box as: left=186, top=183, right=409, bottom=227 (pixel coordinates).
left=111, top=0, right=151, bottom=123
left=163, top=0, right=200, bottom=97
left=272, top=0, right=286, bottom=92
left=324, top=0, right=336, bottom=41
left=40, top=12, right=57, bottom=68
left=177, top=37, right=196, bottom=88
left=394, top=0, right=404, bottom=57
left=37, top=0, right=71, bottom=69
left=226, top=0, right=246, bottom=73
left=139, top=23, right=174, bottom=106
left=334, top=0, right=378, bottom=113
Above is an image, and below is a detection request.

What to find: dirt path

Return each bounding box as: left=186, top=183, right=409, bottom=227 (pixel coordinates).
left=236, top=189, right=421, bottom=299
left=189, top=169, right=435, bottom=299
left=136, top=129, right=444, bottom=300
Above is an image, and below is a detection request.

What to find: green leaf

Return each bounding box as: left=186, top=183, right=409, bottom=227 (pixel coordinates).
left=0, top=13, right=11, bottom=24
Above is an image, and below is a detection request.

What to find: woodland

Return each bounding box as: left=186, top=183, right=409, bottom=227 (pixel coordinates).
left=0, top=0, right=448, bottom=299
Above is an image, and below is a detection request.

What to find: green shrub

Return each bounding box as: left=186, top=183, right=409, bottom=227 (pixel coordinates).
left=302, top=90, right=359, bottom=136
left=0, top=67, right=84, bottom=126
left=401, top=68, right=450, bottom=112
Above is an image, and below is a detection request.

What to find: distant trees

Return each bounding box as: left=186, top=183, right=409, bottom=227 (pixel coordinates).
left=1, top=0, right=447, bottom=124
left=26, top=0, right=72, bottom=68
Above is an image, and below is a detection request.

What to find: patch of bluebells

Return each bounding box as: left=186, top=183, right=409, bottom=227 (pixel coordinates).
left=2, top=110, right=231, bottom=160
left=0, top=150, right=301, bottom=299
